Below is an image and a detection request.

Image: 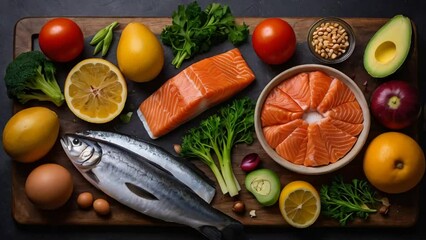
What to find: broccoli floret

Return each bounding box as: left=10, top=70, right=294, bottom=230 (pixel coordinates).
left=4, top=51, right=64, bottom=107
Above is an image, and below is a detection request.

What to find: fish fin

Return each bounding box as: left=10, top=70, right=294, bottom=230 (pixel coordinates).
left=130, top=149, right=216, bottom=194
left=86, top=170, right=100, bottom=184
left=125, top=182, right=158, bottom=201
left=142, top=159, right=175, bottom=178
left=199, top=222, right=248, bottom=240
left=177, top=158, right=216, bottom=188
left=141, top=156, right=216, bottom=203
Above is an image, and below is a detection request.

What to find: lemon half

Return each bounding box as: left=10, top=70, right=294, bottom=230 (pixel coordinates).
left=65, top=58, right=127, bottom=123
left=279, top=180, right=321, bottom=228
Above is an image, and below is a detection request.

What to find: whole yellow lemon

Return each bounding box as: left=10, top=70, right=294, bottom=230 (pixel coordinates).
left=117, top=22, right=164, bottom=82
left=363, top=132, right=425, bottom=194
left=2, top=107, right=60, bottom=163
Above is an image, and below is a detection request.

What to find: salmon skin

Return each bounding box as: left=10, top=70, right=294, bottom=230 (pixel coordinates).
left=61, top=134, right=247, bottom=240
left=138, top=48, right=255, bottom=139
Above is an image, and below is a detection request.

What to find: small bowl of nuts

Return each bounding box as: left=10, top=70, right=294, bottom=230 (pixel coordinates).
left=307, top=17, right=356, bottom=64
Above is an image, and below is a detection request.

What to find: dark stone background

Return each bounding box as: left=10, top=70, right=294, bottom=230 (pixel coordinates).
left=1, top=0, right=425, bottom=239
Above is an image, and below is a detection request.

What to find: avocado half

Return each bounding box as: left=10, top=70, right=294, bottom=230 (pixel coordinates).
left=363, top=15, right=412, bottom=78
left=245, top=168, right=281, bottom=206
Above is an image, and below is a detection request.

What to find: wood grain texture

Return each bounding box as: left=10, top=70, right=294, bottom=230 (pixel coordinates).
left=12, top=17, right=419, bottom=227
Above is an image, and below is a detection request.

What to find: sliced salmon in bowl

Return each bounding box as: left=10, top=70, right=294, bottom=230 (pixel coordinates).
left=263, top=119, right=306, bottom=148
left=254, top=64, right=370, bottom=175
left=277, top=72, right=311, bottom=111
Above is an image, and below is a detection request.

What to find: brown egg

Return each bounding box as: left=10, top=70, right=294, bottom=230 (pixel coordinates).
left=77, top=192, right=94, bottom=209
left=25, top=163, right=73, bottom=210
left=93, top=198, right=111, bottom=215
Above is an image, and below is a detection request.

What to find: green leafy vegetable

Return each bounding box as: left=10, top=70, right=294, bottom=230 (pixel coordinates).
left=90, top=21, right=119, bottom=56
left=4, top=51, right=64, bottom=106
left=161, top=1, right=249, bottom=68
left=180, top=97, right=255, bottom=197
left=320, top=176, right=381, bottom=225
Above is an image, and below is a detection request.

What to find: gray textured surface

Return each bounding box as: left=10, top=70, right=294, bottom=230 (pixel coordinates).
left=1, top=0, right=425, bottom=239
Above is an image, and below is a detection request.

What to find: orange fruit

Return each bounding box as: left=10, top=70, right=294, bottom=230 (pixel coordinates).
left=278, top=180, right=321, bottom=228
left=363, top=132, right=425, bottom=194
left=64, top=58, right=127, bottom=123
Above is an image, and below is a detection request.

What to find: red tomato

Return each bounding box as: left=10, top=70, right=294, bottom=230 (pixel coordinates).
left=252, top=18, right=296, bottom=65
left=39, top=18, right=84, bottom=62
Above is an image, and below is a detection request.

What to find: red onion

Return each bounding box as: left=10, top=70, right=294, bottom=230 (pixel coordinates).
left=241, top=153, right=261, bottom=172
left=370, top=80, right=420, bottom=129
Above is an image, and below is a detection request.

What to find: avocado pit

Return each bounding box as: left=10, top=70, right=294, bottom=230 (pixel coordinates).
left=250, top=177, right=272, bottom=196
left=375, top=41, right=396, bottom=64
left=245, top=168, right=281, bottom=206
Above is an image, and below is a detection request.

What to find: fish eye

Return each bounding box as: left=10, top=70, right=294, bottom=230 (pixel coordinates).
left=72, top=138, right=81, bottom=145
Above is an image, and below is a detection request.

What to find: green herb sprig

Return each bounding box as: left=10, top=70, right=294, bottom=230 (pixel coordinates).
left=160, top=2, right=249, bottom=68
left=320, top=176, right=381, bottom=225
left=90, top=21, right=119, bottom=57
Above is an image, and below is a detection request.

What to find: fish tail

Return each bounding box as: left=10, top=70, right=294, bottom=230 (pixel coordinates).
left=199, top=222, right=248, bottom=240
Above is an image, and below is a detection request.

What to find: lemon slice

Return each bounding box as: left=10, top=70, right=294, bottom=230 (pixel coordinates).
left=65, top=58, right=127, bottom=123
left=279, top=180, right=321, bottom=228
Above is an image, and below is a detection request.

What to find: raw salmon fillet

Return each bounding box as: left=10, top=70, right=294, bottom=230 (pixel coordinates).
left=263, top=119, right=307, bottom=148
left=324, top=100, right=363, bottom=124
left=277, top=72, right=310, bottom=110
left=276, top=124, right=308, bottom=165
left=309, top=71, right=333, bottom=110
left=318, top=118, right=357, bottom=163
left=328, top=118, right=363, bottom=136
left=305, top=123, right=331, bottom=166
left=138, top=48, right=255, bottom=139
left=260, top=87, right=304, bottom=127
left=261, top=104, right=304, bottom=127
left=317, top=78, right=356, bottom=114
left=264, top=87, right=303, bottom=112
left=261, top=70, right=364, bottom=167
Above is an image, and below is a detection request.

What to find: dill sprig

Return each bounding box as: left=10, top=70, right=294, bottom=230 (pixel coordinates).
left=320, top=176, right=381, bottom=225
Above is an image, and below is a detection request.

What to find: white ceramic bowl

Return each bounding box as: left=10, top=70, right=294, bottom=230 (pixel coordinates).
left=254, top=64, right=370, bottom=175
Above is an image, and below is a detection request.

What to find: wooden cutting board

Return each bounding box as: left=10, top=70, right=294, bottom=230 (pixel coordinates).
left=11, top=17, right=419, bottom=227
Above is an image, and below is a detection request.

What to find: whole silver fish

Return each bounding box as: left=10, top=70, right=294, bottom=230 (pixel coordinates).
left=60, top=134, right=247, bottom=240
left=75, top=130, right=215, bottom=203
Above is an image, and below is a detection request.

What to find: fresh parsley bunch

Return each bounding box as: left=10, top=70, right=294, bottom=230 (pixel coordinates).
left=161, top=2, right=249, bottom=68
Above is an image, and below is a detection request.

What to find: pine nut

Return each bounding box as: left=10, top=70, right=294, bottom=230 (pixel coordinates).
left=310, top=20, right=351, bottom=61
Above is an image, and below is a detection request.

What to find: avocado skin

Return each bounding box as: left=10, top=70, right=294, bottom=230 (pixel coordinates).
left=245, top=168, right=281, bottom=206
left=363, top=15, right=412, bottom=78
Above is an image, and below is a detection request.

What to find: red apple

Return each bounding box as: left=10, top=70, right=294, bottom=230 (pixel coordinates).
left=370, top=80, right=420, bottom=129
